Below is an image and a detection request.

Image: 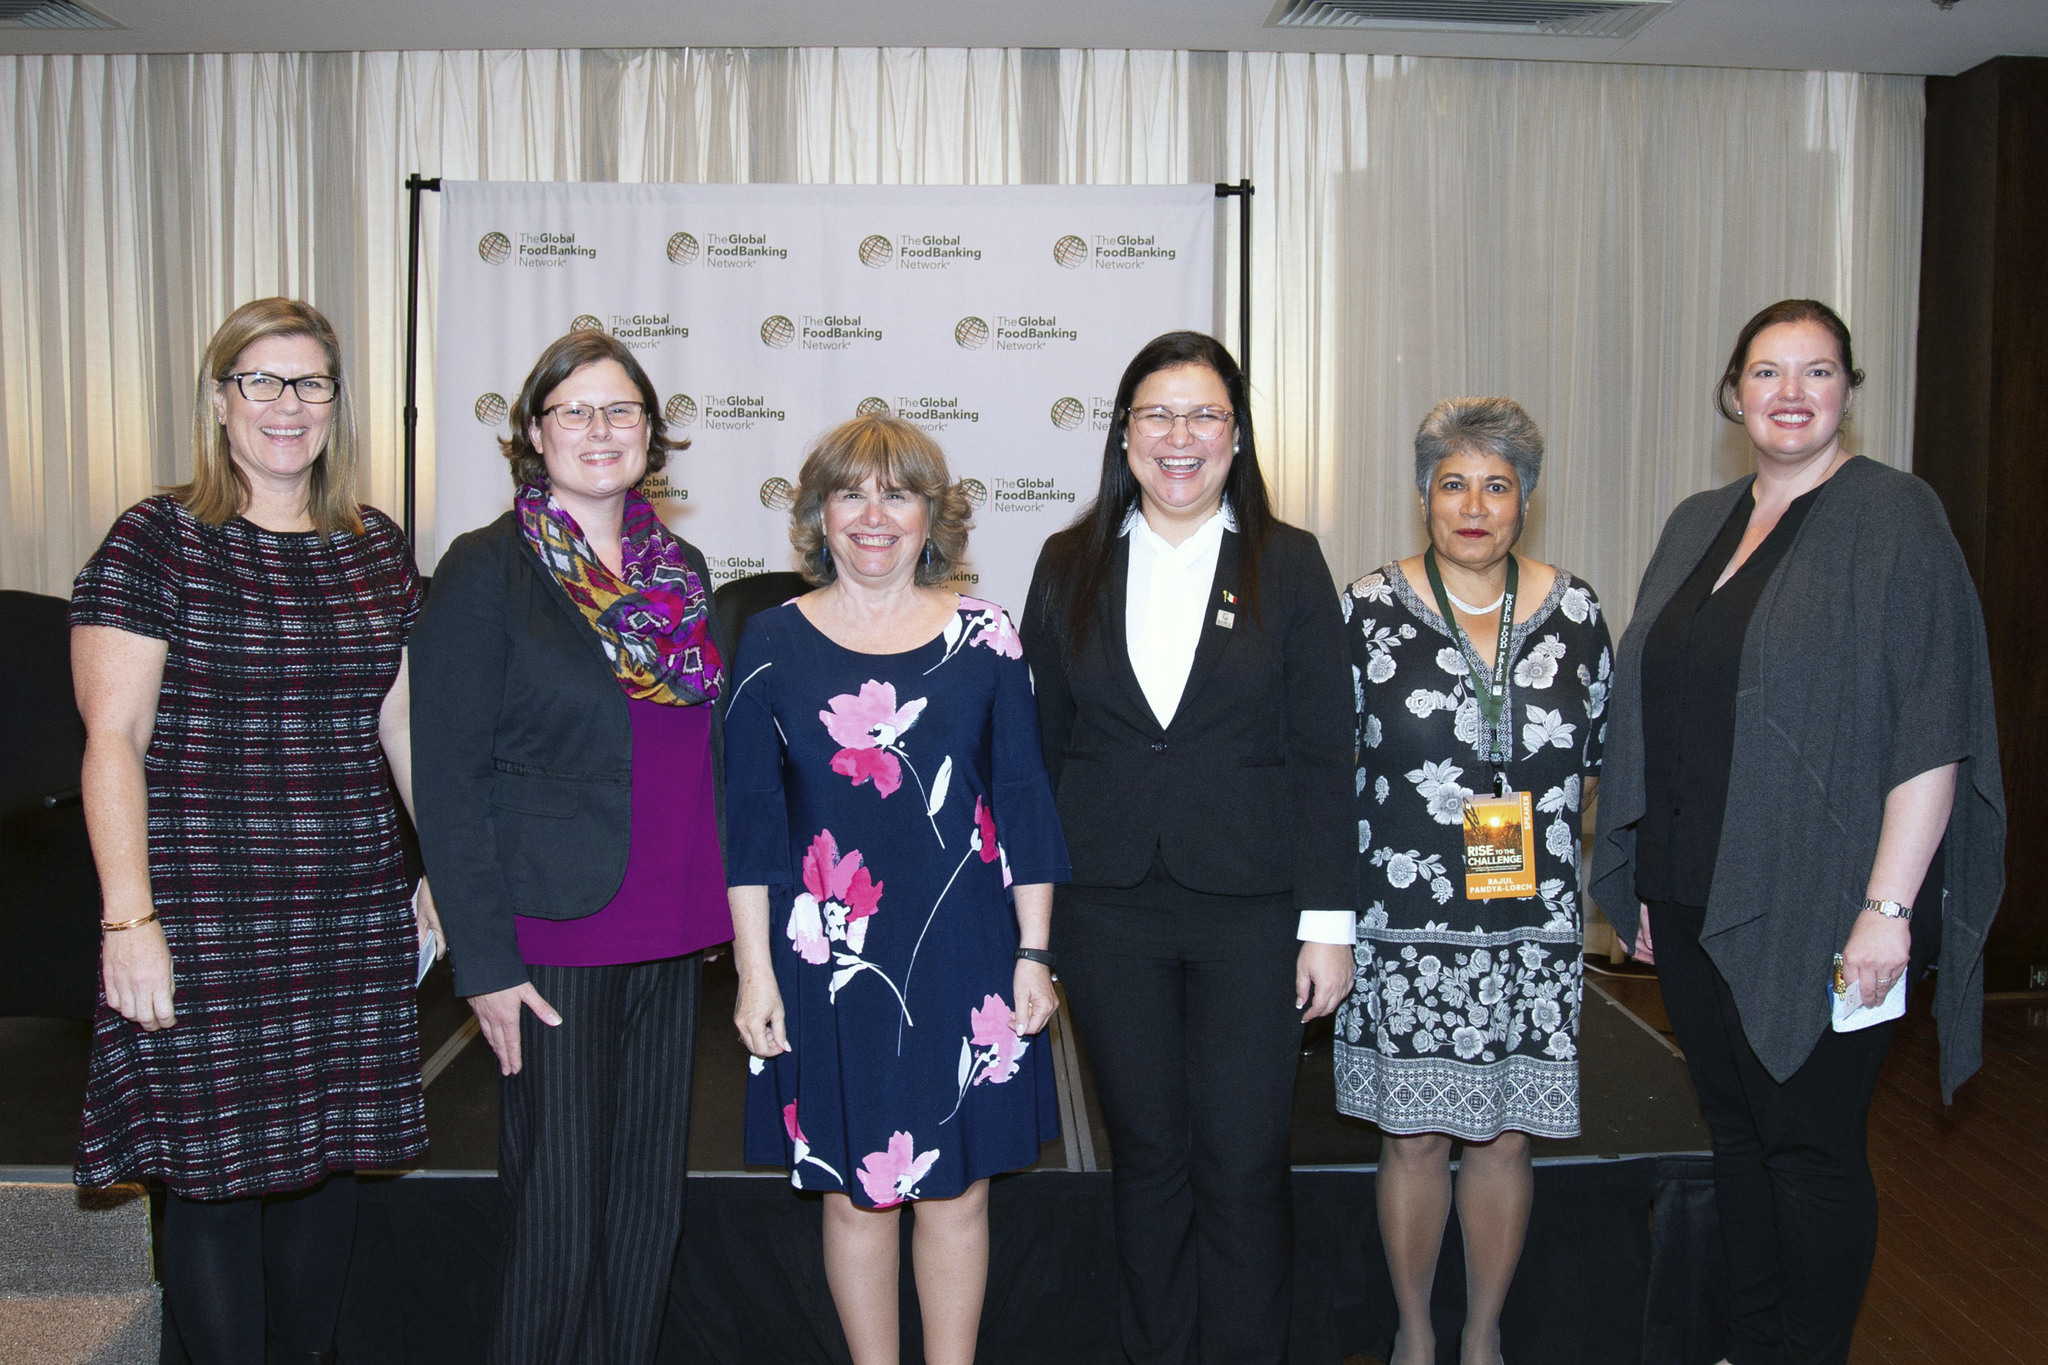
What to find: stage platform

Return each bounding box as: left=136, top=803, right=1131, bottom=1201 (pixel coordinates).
left=0, top=958, right=1726, bottom=1364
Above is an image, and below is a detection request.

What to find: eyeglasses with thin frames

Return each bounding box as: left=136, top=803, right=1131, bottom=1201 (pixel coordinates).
left=1126, top=406, right=1234, bottom=441
left=539, top=401, right=647, bottom=431
left=222, top=372, right=341, bottom=404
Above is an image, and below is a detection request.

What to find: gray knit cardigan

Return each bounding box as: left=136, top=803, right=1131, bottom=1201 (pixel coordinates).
left=1591, top=457, right=2004, bottom=1101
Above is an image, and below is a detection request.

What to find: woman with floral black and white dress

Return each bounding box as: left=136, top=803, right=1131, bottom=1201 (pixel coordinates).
left=1335, top=397, right=1610, bottom=1365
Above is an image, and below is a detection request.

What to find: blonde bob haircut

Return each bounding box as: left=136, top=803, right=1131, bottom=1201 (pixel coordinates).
left=180, top=297, right=363, bottom=537
left=790, top=415, right=973, bottom=588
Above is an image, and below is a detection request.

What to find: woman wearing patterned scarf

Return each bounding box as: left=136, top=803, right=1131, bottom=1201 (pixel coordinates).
left=412, top=329, right=730, bottom=1364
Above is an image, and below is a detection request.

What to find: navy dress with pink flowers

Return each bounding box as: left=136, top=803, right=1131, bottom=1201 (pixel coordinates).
left=725, top=596, right=1069, bottom=1207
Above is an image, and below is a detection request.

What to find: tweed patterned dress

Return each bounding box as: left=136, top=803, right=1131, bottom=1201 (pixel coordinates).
left=70, top=496, right=428, bottom=1198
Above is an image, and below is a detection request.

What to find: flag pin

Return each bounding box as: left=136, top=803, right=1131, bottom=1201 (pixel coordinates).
left=1221, top=589, right=1237, bottom=604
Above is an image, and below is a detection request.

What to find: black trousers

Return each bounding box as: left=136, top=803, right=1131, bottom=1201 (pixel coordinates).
left=492, top=954, right=702, bottom=1365
left=1054, top=867, right=1305, bottom=1365
left=1649, top=902, right=1933, bottom=1365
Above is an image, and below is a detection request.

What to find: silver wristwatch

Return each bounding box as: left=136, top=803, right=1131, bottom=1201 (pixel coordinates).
left=1862, top=897, right=1912, bottom=922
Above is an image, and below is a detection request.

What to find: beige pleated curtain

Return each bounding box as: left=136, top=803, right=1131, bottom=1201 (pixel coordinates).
left=0, top=47, right=1922, bottom=619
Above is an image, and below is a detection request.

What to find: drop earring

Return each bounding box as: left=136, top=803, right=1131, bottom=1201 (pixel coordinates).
left=922, top=539, right=934, bottom=568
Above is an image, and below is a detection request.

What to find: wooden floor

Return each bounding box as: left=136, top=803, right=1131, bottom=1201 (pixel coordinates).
left=1851, top=993, right=2048, bottom=1364
left=1343, top=976, right=2048, bottom=1365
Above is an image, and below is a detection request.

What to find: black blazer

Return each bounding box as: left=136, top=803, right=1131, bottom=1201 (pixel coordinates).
left=411, top=512, right=730, bottom=998
left=1021, top=521, right=1354, bottom=910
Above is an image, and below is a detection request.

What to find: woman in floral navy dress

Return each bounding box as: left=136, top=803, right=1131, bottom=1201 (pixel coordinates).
left=725, top=415, right=1069, bottom=1365
left=1336, top=397, right=1610, bottom=1365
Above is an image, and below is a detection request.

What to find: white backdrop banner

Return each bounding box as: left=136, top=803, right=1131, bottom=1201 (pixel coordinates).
left=433, top=182, right=1217, bottom=613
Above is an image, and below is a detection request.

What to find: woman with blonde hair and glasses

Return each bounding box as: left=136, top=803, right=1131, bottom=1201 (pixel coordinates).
left=71, top=297, right=437, bottom=1364
left=725, top=414, right=1068, bottom=1365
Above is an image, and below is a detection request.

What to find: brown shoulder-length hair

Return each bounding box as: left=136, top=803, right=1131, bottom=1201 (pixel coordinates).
left=499, top=329, right=683, bottom=488
left=789, top=415, right=973, bottom=587
left=179, top=297, right=363, bottom=536
left=1715, top=298, right=1866, bottom=422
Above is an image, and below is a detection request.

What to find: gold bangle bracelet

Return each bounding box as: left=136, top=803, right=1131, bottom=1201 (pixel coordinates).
left=100, top=909, right=159, bottom=932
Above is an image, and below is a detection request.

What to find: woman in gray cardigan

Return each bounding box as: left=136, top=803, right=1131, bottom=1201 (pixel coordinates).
left=1591, top=299, right=2003, bottom=1365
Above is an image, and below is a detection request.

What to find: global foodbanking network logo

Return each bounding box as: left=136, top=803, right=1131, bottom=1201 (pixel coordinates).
left=478, top=230, right=597, bottom=267
left=875, top=231, right=983, bottom=270
left=798, top=314, right=883, bottom=351
left=706, top=231, right=789, bottom=267
left=639, top=471, right=688, bottom=503
left=989, top=476, right=1077, bottom=511
left=1091, top=232, right=1177, bottom=269
left=893, top=395, right=980, bottom=431
left=993, top=315, right=1078, bottom=351
left=698, top=393, right=788, bottom=431
left=609, top=311, right=688, bottom=348
left=708, top=552, right=773, bottom=585
left=1049, top=396, right=1120, bottom=432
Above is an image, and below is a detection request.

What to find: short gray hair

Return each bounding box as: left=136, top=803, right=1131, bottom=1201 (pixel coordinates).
left=1413, top=397, right=1544, bottom=506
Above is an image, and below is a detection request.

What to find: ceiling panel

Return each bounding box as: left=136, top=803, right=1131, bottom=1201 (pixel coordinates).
left=0, top=0, right=2043, bottom=77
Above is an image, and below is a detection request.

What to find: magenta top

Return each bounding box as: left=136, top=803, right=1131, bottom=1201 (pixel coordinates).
left=515, top=697, right=731, bottom=966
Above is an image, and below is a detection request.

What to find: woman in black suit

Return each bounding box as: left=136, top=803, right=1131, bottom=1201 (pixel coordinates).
left=1021, top=330, right=1356, bottom=1365
left=412, top=329, right=731, bottom=1364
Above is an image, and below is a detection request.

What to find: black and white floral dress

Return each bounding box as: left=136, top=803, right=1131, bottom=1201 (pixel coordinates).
left=1334, top=564, right=1611, bottom=1141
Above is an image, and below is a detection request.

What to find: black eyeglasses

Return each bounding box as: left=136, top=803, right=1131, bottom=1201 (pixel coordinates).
left=539, top=401, right=647, bottom=431
left=222, top=372, right=341, bottom=403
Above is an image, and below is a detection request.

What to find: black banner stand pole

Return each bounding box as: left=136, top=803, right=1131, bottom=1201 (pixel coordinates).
left=1213, top=179, right=1254, bottom=376
left=401, top=174, right=443, bottom=547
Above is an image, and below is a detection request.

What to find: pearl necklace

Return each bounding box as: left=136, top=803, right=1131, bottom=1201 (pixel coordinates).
left=1445, top=588, right=1505, bottom=615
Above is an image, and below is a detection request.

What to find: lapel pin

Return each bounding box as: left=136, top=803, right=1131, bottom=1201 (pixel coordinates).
left=1221, top=589, right=1238, bottom=605
left=1216, top=609, right=1236, bottom=629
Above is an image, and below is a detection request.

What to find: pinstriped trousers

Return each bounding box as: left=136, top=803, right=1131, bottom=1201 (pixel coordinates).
left=491, top=955, right=702, bottom=1365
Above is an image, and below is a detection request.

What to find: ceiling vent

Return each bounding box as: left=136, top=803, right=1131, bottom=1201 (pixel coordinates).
left=0, top=0, right=119, bottom=28
left=1269, top=0, right=1674, bottom=38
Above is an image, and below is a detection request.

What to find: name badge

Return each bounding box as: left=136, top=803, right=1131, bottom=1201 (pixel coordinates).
left=1461, top=791, right=1537, bottom=899
left=1215, top=609, right=1236, bottom=629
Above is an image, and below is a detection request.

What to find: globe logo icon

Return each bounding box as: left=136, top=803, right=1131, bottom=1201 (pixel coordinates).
left=761, top=315, right=796, bottom=349
left=1053, top=234, right=1089, bottom=269
left=478, top=232, right=512, bottom=265
left=1050, top=396, right=1086, bottom=431
left=759, top=477, right=796, bottom=511
left=666, top=231, right=700, bottom=266
left=959, top=478, right=988, bottom=508
left=858, top=235, right=894, bottom=268
left=856, top=397, right=891, bottom=418
left=954, top=316, right=990, bottom=350
left=570, top=314, right=605, bottom=332
left=474, top=393, right=509, bottom=426
left=664, top=394, right=698, bottom=427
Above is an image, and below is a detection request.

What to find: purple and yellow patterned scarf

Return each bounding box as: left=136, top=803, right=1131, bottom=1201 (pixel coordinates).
left=515, top=482, right=724, bottom=706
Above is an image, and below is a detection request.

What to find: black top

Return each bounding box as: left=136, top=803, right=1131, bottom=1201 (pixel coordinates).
left=1635, top=484, right=1821, bottom=906
left=410, top=513, right=731, bottom=998
left=1020, top=522, right=1356, bottom=911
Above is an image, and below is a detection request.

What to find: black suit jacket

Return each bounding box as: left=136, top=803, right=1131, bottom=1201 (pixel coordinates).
left=1021, top=521, right=1354, bottom=911
left=411, top=512, right=730, bottom=998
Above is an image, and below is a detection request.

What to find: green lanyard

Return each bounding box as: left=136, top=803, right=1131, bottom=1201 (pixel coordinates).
left=1423, top=546, right=1518, bottom=792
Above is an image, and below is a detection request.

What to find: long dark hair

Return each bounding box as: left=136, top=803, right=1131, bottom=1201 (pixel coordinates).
left=1041, top=331, right=1275, bottom=658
